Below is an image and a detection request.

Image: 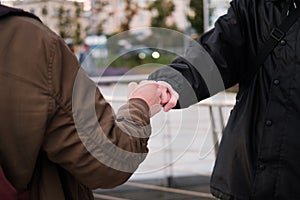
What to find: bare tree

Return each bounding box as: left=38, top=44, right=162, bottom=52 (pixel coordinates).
left=119, top=0, right=138, bottom=32
left=148, top=0, right=177, bottom=30
left=57, top=5, right=72, bottom=39
left=87, top=0, right=112, bottom=35
left=73, top=1, right=83, bottom=45
left=187, top=0, right=204, bottom=36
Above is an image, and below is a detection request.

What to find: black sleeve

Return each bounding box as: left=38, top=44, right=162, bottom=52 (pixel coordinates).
left=149, top=0, right=246, bottom=109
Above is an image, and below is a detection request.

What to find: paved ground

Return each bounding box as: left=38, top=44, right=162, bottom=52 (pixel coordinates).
left=94, top=175, right=216, bottom=200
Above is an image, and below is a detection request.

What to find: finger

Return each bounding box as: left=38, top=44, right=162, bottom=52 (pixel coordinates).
left=159, top=86, right=170, bottom=105
left=171, top=90, right=179, bottom=100
left=163, top=93, right=178, bottom=112
left=128, top=82, right=138, bottom=95
left=157, top=81, right=179, bottom=100
left=140, top=80, right=156, bottom=86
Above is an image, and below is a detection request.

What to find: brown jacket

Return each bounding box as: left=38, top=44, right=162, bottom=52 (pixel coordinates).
left=0, top=14, right=151, bottom=199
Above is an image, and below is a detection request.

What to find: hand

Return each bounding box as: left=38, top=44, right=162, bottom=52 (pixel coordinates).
left=128, top=80, right=179, bottom=113
left=128, top=81, right=163, bottom=117
left=156, top=81, right=179, bottom=112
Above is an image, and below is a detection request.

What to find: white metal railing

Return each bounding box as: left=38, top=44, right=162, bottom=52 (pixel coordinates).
left=90, top=74, right=148, bottom=84
left=104, top=94, right=235, bottom=156
left=92, top=74, right=236, bottom=156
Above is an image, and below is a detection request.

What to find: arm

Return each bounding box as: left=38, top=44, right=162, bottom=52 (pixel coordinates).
left=149, top=0, right=247, bottom=109
left=43, top=36, right=159, bottom=189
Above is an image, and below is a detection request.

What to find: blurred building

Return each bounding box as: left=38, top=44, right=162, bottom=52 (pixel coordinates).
left=2, top=0, right=88, bottom=39
left=2, top=0, right=230, bottom=37
left=86, top=0, right=229, bottom=34
left=86, top=0, right=191, bottom=34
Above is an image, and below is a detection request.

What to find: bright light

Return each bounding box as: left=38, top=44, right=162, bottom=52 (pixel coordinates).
left=138, top=52, right=146, bottom=59
left=152, top=51, right=160, bottom=59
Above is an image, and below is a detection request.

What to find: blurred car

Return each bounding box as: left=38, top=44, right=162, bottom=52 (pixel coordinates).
left=84, top=35, right=108, bottom=58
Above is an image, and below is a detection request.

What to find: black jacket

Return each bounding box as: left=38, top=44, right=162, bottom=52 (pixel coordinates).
left=149, top=0, right=300, bottom=199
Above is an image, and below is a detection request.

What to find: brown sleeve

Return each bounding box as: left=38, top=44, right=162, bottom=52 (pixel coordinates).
left=43, top=36, right=151, bottom=189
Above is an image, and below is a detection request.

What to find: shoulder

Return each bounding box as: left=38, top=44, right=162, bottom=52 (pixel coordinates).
left=0, top=14, right=77, bottom=80
left=230, top=0, right=278, bottom=13
left=230, top=0, right=259, bottom=7
left=229, top=0, right=269, bottom=15
left=1, top=15, right=73, bottom=65
left=1, top=15, right=60, bottom=50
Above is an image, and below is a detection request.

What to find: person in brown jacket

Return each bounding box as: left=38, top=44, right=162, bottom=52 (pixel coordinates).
left=0, top=4, right=175, bottom=200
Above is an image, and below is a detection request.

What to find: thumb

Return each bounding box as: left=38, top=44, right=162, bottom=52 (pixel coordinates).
left=128, top=82, right=138, bottom=96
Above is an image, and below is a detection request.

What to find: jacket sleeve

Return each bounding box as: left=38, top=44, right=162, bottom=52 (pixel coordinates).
left=149, top=0, right=247, bottom=108
left=42, top=36, right=151, bottom=189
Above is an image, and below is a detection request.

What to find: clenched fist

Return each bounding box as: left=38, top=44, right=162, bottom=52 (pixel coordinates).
left=128, top=80, right=179, bottom=116
left=128, top=81, right=163, bottom=117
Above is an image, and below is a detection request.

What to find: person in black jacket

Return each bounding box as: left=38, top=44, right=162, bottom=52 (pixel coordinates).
left=143, top=0, right=300, bottom=199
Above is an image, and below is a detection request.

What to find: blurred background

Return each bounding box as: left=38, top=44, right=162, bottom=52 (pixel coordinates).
left=1, top=0, right=231, bottom=76
left=1, top=0, right=236, bottom=199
